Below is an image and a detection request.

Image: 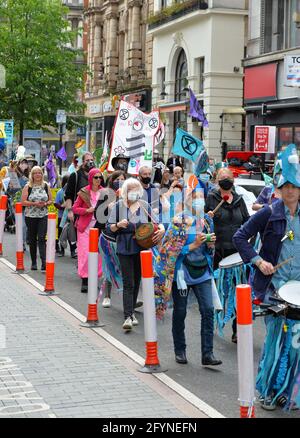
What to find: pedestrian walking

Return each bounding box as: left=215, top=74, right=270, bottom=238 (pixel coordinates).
left=21, top=166, right=52, bottom=271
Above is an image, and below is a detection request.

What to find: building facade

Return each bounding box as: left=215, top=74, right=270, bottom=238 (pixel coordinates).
left=84, top=0, right=154, bottom=151
left=244, top=0, right=300, bottom=153
left=149, top=0, right=248, bottom=161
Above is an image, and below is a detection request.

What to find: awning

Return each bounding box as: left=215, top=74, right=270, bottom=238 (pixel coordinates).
left=222, top=107, right=246, bottom=115
left=159, top=100, right=188, bottom=113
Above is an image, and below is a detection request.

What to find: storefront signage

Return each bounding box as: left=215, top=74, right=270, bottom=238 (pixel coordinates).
left=254, top=126, right=276, bottom=154
left=89, top=104, right=102, bottom=115
left=284, top=55, right=300, bottom=87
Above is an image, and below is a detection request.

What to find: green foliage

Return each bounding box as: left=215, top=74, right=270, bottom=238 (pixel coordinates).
left=0, top=0, right=87, bottom=139
left=148, top=0, right=199, bottom=25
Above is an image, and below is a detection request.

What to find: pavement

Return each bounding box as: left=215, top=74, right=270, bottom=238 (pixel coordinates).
left=0, top=259, right=207, bottom=419
left=1, top=232, right=300, bottom=419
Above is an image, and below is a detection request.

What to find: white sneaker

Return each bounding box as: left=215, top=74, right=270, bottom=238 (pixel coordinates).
left=102, top=298, right=111, bottom=308
left=131, top=314, right=139, bottom=326
left=122, top=317, right=133, bottom=331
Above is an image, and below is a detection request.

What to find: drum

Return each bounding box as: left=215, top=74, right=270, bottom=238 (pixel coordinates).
left=256, top=282, right=300, bottom=410
left=277, top=281, right=300, bottom=320
left=216, top=252, right=248, bottom=334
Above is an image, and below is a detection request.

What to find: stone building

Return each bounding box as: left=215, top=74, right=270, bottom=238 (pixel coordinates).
left=84, top=0, right=154, bottom=150
left=149, top=0, right=248, bottom=162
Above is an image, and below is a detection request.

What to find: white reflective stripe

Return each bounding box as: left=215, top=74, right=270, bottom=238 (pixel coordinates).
left=88, top=252, right=99, bottom=305
left=46, top=218, right=56, bottom=263
left=0, top=210, right=5, bottom=244
left=15, top=213, right=23, bottom=251
left=142, top=277, right=157, bottom=342
left=237, top=324, right=255, bottom=404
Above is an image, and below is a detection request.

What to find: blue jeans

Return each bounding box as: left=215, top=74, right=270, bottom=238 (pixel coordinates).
left=172, top=279, right=214, bottom=359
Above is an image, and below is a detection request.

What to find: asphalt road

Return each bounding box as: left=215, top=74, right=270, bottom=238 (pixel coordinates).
left=1, top=231, right=299, bottom=419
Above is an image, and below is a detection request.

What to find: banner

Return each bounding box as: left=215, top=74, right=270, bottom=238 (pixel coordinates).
left=108, top=101, right=160, bottom=175
left=284, top=55, right=300, bottom=87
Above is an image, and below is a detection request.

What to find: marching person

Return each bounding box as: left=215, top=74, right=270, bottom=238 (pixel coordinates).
left=107, top=178, right=165, bottom=332
left=73, top=168, right=103, bottom=293
left=64, top=152, right=96, bottom=259
left=205, top=167, right=249, bottom=342
left=94, top=170, right=126, bottom=308
left=21, top=166, right=52, bottom=271
left=171, top=183, right=222, bottom=366
left=233, top=145, right=300, bottom=411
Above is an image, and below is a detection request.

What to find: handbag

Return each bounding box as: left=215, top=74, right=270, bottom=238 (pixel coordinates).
left=183, top=247, right=208, bottom=279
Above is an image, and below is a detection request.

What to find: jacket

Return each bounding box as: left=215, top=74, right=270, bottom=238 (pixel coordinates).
left=233, top=200, right=290, bottom=300
left=72, top=188, right=93, bottom=233
left=205, top=188, right=249, bottom=251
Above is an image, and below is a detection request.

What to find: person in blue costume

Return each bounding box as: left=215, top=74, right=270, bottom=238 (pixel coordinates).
left=171, top=183, right=222, bottom=367
left=233, top=144, right=300, bottom=411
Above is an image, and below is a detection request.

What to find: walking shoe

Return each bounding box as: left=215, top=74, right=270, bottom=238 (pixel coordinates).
left=102, top=298, right=111, bottom=308
left=41, top=264, right=46, bottom=272
left=231, top=333, right=238, bottom=343
left=122, top=317, right=133, bottom=331
left=175, top=352, right=188, bottom=364
left=57, top=249, right=65, bottom=257
left=131, top=314, right=139, bottom=326
left=202, top=354, right=222, bottom=366
left=71, top=250, right=77, bottom=259
left=81, top=278, right=88, bottom=293
left=260, top=396, right=277, bottom=411
left=276, top=394, right=299, bottom=410
left=134, top=300, right=143, bottom=309
left=31, top=264, right=37, bottom=271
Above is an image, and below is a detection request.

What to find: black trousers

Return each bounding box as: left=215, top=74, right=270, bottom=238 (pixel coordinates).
left=25, top=216, right=47, bottom=265
left=118, top=253, right=141, bottom=319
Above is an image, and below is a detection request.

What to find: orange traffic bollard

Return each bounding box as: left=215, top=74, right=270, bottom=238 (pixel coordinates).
left=139, top=251, right=166, bottom=373
left=40, top=213, right=60, bottom=296
left=236, top=284, right=255, bottom=418
left=15, top=202, right=24, bottom=272
left=80, top=228, right=104, bottom=328
left=0, top=195, right=8, bottom=256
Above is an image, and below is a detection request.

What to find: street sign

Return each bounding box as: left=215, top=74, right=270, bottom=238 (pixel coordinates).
left=56, top=110, right=66, bottom=124
left=254, top=126, right=276, bottom=154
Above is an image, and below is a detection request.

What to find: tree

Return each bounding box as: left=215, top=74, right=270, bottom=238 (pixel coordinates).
left=0, top=0, right=86, bottom=143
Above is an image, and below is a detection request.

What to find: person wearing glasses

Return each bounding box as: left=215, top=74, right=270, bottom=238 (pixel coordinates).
left=21, top=166, right=52, bottom=271
left=73, top=168, right=103, bottom=293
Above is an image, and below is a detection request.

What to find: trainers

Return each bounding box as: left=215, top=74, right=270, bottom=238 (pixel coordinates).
left=135, top=300, right=143, bottom=309
left=260, top=396, right=277, bottom=411
left=131, top=314, right=138, bottom=326
left=276, top=394, right=299, bottom=410
left=31, top=264, right=37, bottom=271
left=123, top=317, right=133, bottom=331
left=41, top=264, right=46, bottom=272
left=231, top=333, right=237, bottom=343
left=102, top=298, right=111, bottom=308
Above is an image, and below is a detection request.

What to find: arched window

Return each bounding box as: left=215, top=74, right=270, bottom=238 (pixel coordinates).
left=175, top=49, right=188, bottom=102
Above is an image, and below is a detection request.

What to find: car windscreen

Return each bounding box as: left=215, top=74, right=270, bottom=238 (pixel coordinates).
left=237, top=184, right=263, bottom=198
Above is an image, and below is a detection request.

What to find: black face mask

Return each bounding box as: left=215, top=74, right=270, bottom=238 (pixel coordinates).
left=116, top=162, right=128, bottom=172
left=219, top=178, right=234, bottom=191
left=84, top=161, right=95, bottom=171
left=112, top=180, right=123, bottom=191
left=141, top=177, right=151, bottom=185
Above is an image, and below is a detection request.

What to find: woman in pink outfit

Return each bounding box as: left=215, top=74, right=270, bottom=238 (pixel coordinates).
left=73, top=168, right=103, bottom=292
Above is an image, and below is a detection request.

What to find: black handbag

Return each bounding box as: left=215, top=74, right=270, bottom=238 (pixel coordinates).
left=183, top=249, right=208, bottom=279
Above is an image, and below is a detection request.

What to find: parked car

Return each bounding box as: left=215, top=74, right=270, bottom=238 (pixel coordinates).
left=234, top=178, right=265, bottom=216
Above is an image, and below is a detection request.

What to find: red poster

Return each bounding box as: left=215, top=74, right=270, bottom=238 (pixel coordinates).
left=254, top=126, right=269, bottom=153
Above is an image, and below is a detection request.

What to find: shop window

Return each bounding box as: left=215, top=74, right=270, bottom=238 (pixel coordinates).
left=277, top=126, right=300, bottom=151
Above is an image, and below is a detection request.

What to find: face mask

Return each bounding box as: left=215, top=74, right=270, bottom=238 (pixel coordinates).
left=219, top=178, right=234, bottom=191
left=128, top=191, right=140, bottom=202
left=85, top=160, right=95, bottom=171
left=141, top=177, right=151, bottom=185
left=116, top=162, right=128, bottom=172
left=199, top=173, right=210, bottom=183
left=113, top=180, right=123, bottom=191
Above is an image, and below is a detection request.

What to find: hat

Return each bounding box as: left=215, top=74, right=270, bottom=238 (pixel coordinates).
left=24, top=154, right=38, bottom=163
left=215, top=162, right=228, bottom=171
left=111, top=154, right=130, bottom=170
left=277, top=144, right=300, bottom=188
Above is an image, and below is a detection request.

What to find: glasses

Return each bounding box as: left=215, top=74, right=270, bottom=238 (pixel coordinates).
left=93, top=176, right=102, bottom=180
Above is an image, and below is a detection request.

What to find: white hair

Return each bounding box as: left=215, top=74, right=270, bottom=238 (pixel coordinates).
left=120, top=177, right=144, bottom=199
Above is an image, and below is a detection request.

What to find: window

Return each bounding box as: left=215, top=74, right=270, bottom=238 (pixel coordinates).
left=277, top=126, right=300, bottom=151
left=157, top=68, right=166, bottom=99
left=174, top=49, right=188, bottom=102
left=195, top=57, right=205, bottom=94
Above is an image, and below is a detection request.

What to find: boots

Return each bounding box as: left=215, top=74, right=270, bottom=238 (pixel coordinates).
left=81, top=278, right=88, bottom=293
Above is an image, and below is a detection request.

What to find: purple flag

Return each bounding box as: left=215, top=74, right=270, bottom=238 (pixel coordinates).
left=56, top=146, right=67, bottom=162
left=46, top=154, right=57, bottom=188
left=189, top=87, right=209, bottom=128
